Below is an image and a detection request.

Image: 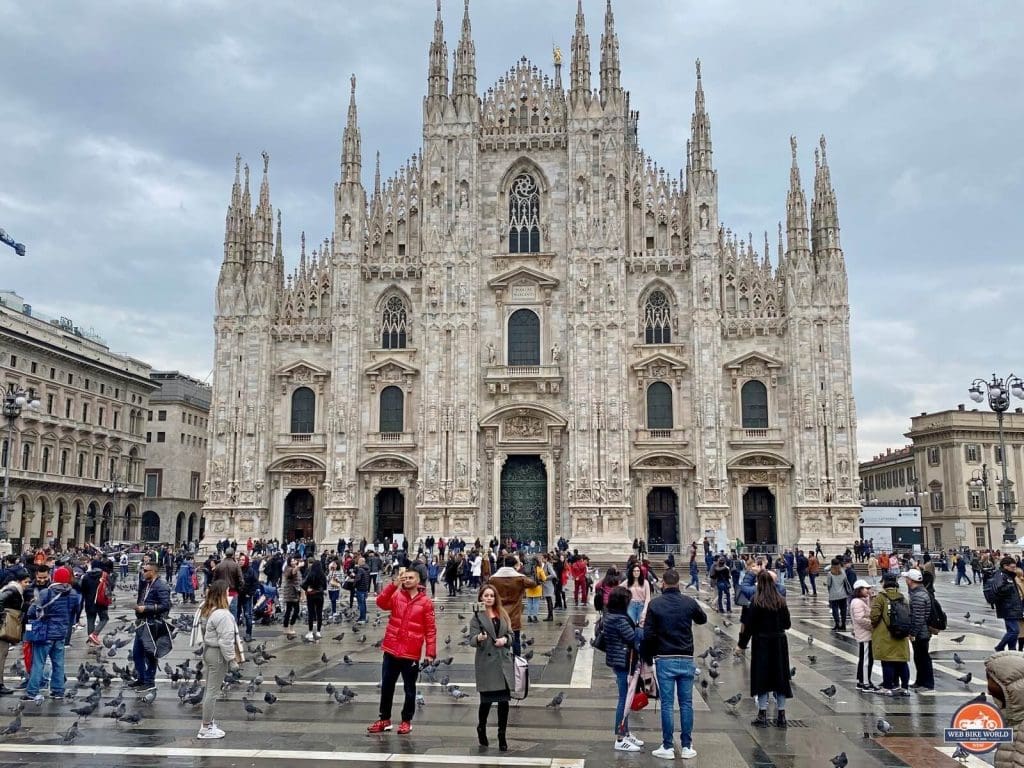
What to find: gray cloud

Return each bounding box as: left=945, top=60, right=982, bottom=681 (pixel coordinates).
left=1, top=0, right=1021, bottom=460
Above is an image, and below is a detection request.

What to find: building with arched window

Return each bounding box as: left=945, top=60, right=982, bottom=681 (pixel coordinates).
left=204, top=2, right=860, bottom=556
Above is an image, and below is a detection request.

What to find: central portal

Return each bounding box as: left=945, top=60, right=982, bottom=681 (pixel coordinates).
left=743, top=486, right=777, bottom=548
left=374, top=488, right=405, bottom=542
left=646, top=487, right=679, bottom=552
left=284, top=489, right=315, bottom=541
left=500, top=455, right=547, bottom=547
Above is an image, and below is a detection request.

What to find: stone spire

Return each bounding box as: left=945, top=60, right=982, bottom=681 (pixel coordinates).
left=251, top=150, right=273, bottom=261
left=452, top=0, right=477, bottom=109
left=274, top=209, right=285, bottom=293
left=812, top=134, right=841, bottom=255
left=598, top=0, right=620, bottom=105
left=341, top=74, right=361, bottom=185
left=689, top=60, right=713, bottom=174
left=785, top=136, right=811, bottom=261
left=223, top=154, right=244, bottom=265
left=569, top=0, right=591, bottom=100
left=427, top=0, right=449, bottom=103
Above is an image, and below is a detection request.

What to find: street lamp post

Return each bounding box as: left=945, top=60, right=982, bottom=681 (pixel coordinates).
left=968, top=464, right=993, bottom=551
left=101, top=473, right=129, bottom=544
left=1, top=385, right=40, bottom=544
left=969, top=374, right=1024, bottom=543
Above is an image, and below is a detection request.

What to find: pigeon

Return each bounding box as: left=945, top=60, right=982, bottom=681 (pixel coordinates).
left=61, top=719, right=81, bottom=744
left=700, top=678, right=709, bottom=695
left=972, top=620, right=985, bottom=627
left=333, top=690, right=353, bottom=705
left=343, top=655, right=354, bottom=666
left=964, top=612, right=971, bottom=620
left=830, top=752, right=848, bottom=768
left=807, top=655, right=817, bottom=665
left=274, top=675, right=293, bottom=688
left=954, top=652, right=965, bottom=667
left=952, top=744, right=970, bottom=761
left=950, top=635, right=967, bottom=644
left=789, top=667, right=796, bottom=678
left=0, top=715, right=21, bottom=736
left=545, top=692, right=564, bottom=708
left=332, top=632, right=346, bottom=642
left=820, top=685, right=837, bottom=698
left=877, top=717, right=892, bottom=735
left=439, top=675, right=450, bottom=688
left=104, top=702, right=126, bottom=720
left=442, top=656, right=454, bottom=665
left=957, top=672, right=973, bottom=686
left=444, top=635, right=451, bottom=647
left=5, top=703, right=22, bottom=716
left=724, top=693, right=742, bottom=707
left=523, top=650, right=534, bottom=661
left=966, top=691, right=987, bottom=704
left=71, top=702, right=98, bottom=719
left=708, top=667, right=719, bottom=682
left=449, top=687, right=469, bottom=700
left=104, top=690, right=124, bottom=708
left=807, top=635, right=814, bottom=646
left=263, top=690, right=277, bottom=705
left=326, top=683, right=335, bottom=696
left=698, top=648, right=711, bottom=660
left=416, top=691, right=425, bottom=707
left=242, top=697, right=263, bottom=721
left=139, top=688, right=158, bottom=704
left=341, top=686, right=358, bottom=699
left=321, top=653, right=329, bottom=664
left=117, top=712, right=143, bottom=725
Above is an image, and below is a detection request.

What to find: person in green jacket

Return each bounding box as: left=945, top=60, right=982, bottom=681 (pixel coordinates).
left=869, top=573, right=911, bottom=697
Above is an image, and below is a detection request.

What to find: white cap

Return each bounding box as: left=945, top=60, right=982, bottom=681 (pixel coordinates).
left=902, top=568, right=923, bottom=582
left=852, top=579, right=871, bottom=590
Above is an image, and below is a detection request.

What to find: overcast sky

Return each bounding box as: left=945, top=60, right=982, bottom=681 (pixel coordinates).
left=1, top=1, right=1021, bottom=461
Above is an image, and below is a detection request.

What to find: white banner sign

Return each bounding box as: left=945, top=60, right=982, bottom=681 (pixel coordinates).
left=859, top=506, right=921, bottom=527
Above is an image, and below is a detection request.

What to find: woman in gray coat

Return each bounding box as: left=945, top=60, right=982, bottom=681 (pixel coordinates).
left=541, top=553, right=556, bottom=622
left=469, top=584, right=515, bottom=752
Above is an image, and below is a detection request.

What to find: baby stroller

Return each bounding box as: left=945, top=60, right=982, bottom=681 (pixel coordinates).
left=255, top=583, right=278, bottom=624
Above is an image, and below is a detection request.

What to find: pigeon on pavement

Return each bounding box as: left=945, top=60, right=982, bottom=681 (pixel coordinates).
left=830, top=752, right=848, bottom=768
left=877, top=718, right=892, bottom=735
left=545, top=692, right=564, bottom=708
left=820, top=685, right=837, bottom=698
left=950, top=635, right=967, bottom=644
left=957, top=672, right=973, bottom=686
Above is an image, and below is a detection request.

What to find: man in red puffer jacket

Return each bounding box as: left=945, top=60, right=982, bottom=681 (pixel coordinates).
left=367, top=566, right=437, bottom=736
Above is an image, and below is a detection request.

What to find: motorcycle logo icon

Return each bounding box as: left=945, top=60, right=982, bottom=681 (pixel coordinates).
left=946, top=701, right=1010, bottom=755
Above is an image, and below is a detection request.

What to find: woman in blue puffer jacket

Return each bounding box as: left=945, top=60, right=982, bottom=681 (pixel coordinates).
left=602, top=586, right=644, bottom=753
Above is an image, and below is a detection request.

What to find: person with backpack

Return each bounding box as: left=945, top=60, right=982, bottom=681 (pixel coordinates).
left=81, top=560, right=112, bottom=646
left=0, top=568, right=31, bottom=696
left=469, top=584, right=514, bottom=751
left=903, top=569, right=934, bottom=691
left=869, top=573, right=911, bottom=697
left=989, top=556, right=1024, bottom=652
left=23, top=566, right=78, bottom=702
left=601, top=586, right=645, bottom=752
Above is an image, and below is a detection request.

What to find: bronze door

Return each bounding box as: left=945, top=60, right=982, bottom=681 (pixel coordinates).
left=500, top=455, right=547, bottom=545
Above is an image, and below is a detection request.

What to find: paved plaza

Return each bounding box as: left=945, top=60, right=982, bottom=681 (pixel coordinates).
left=0, top=574, right=1005, bottom=768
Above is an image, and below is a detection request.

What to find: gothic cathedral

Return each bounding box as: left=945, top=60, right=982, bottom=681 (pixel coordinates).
left=203, top=1, right=860, bottom=556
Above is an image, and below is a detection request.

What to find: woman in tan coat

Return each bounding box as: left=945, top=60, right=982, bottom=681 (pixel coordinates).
left=986, top=651, right=1024, bottom=768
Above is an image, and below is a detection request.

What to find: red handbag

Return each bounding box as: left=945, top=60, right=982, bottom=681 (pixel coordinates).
left=630, top=690, right=649, bottom=711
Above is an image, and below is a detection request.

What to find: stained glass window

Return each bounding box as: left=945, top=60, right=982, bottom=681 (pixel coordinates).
left=381, top=296, right=408, bottom=349
left=508, top=174, right=540, bottom=253
left=644, top=290, right=671, bottom=344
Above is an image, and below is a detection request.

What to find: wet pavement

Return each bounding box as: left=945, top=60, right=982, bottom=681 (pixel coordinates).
left=0, top=573, right=1003, bottom=767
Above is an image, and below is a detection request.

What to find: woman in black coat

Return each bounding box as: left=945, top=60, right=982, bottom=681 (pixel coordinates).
left=300, top=559, right=328, bottom=641
left=738, top=569, right=793, bottom=728
left=602, top=586, right=644, bottom=753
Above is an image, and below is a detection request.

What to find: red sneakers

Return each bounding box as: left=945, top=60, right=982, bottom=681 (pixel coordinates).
left=397, top=721, right=412, bottom=735
left=366, top=719, right=392, bottom=734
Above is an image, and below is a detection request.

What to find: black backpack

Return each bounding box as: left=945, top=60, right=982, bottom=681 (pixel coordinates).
left=927, top=592, right=947, bottom=633
left=884, top=594, right=913, bottom=639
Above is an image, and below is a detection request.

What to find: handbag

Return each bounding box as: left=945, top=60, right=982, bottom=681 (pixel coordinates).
left=0, top=608, right=23, bottom=643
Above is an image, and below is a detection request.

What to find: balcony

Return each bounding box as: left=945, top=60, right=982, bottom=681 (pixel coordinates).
left=633, top=428, right=689, bottom=447
left=277, top=433, right=326, bottom=448
left=728, top=427, right=785, bottom=448
left=366, top=432, right=417, bottom=451
left=484, top=364, right=563, bottom=396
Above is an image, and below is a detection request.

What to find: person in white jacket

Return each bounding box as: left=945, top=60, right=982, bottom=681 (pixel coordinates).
left=195, top=580, right=241, bottom=739
left=849, top=579, right=877, bottom=691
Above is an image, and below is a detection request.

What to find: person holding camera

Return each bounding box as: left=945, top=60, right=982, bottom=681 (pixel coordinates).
left=197, top=580, right=242, bottom=739
left=469, top=584, right=515, bottom=751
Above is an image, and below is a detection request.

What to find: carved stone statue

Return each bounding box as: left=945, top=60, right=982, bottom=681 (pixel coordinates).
left=550, top=343, right=561, bottom=362
left=487, top=342, right=496, bottom=365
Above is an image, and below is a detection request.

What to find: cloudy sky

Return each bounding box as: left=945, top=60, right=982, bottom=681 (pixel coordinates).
left=1, top=0, right=1021, bottom=460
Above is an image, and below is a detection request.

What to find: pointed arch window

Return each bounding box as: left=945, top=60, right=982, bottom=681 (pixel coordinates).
left=644, top=290, right=672, bottom=344
left=646, top=382, right=673, bottom=430
left=379, top=386, right=404, bottom=433
left=741, top=380, right=769, bottom=429
left=290, top=387, right=315, bottom=434
left=508, top=173, right=540, bottom=253
left=507, top=309, right=540, bottom=366
left=381, top=296, right=408, bottom=349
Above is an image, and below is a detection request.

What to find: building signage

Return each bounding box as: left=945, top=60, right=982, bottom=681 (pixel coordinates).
left=859, top=506, right=922, bottom=527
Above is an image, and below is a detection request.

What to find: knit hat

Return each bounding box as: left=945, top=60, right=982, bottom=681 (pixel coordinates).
left=53, top=566, right=74, bottom=585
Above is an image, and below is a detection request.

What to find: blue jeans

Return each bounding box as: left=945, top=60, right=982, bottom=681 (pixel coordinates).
left=687, top=569, right=699, bottom=589
left=716, top=582, right=731, bottom=612
left=236, top=595, right=253, bottom=637
left=755, top=692, right=787, bottom=711
left=132, top=633, right=157, bottom=686
left=526, top=597, right=540, bottom=619
left=614, top=668, right=630, bottom=736
left=28, top=641, right=65, bottom=696
left=997, top=618, right=1020, bottom=651
left=356, top=591, right=368, bottom=622
left=655, top=657, right=696, bottom=750
left=627, top=601, right=644, bottom=625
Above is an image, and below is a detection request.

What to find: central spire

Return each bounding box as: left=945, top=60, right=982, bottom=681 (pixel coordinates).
left=570, top=0, right=591, bottom=98
left=689, top=60, right=713, bottom=173
left=341, top=74, right=362, bottom=185
left=452, top=0, right=477, bottom=106
left=786, top=136, right=811, bottom=259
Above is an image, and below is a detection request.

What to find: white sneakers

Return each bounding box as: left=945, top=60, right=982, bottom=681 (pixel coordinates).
left=314, top=631, right=322, bottom=639
left=197, top=723, right=225, bottom=739
left=680, top=746, right=697, bottom=759
left=652, top=744, right=697, bottom=759
left=304, top=631, right=315, bottom=642
left=624, top=734, right=645, bottom=747
left=615, top=739, right=642, bottom=752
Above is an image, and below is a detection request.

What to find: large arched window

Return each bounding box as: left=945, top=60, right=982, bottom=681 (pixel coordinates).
left=290, top=387, right=315, bottom=434
left=644, top=290, right=672, bottom=344
left=379, top=386, right=404, bottom=433
left=507, top=309, right=540, bottom=366
left=508, top=173, right=540, bottom=253
left=741, top=380, right=769, bottom=429
left=646, top=382, right=673, bottom=430
left=381, top=295, right=408, bottom=349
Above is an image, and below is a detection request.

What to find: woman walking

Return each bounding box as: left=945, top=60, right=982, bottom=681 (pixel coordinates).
left=850, top=579, right=877, bottom=691
left=0, top=568, right=29, bottom=696
left=625, top=564, right=650, bottom=625
left=540, top=554, right=556, bottom=622
left=602, top=586, right=645, bottom=752
left=739, top=569, right=794, bottom=727
left=869, top=573, right=911, bottom=696
left=426, top=557, right=440, bottom=598
left=826, top=559, right=852, bottom=631
left=524, top=557, right=544, bottom=623
left=327, top=561, right=342, bottom=618
left=469, top=585, right=515, bottom=751
left=196, top=580, right=241, bottom=739
left=302, top=558, right=327, bottom=641
left=281, top=556, right=302, bottom=640
left=175, top=556, right=197, bottom=604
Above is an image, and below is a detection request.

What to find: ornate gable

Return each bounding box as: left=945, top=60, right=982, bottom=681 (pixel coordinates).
left=364, top=357, right=419, bottom=392
left=724, top=351, right=783, bottom=388
left=487, top=266, right=559, bottom=306
left=631, top=351, right=687, bottom=389
left=276, top=360, right=330, bottom=394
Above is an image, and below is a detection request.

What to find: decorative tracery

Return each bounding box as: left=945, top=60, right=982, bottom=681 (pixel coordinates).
left=381, top=296, right=408, bottom=349
left=508, top=174, right=540, bottom=253
left=644, top=290, right=672, bottom=344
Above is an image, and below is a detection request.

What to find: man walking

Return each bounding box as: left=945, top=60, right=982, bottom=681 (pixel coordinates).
left=353, top=557, right=371, bottom=624
left=989, top=556, right=1023, bottom=652
left=132, top=562, right=171, bottom=691
left=367, top=567, right=436, bottom=736
left=904, top=568, right=934, bottom=691
left=641, top=569, right=708, bottom=760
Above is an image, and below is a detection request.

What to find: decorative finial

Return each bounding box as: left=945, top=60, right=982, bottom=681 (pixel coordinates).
left=234, top=153, right=241, bottom=176
left=436, top=0, right=441, bottom=12
left=695, top=58, right=702, bottom=81
left=261, top=150, right=269, bottom=174
left=464, top=0, right=469, bottom=11
left=814, top=147, right=820, bottom=168
left=819, top=134, right=827, bottom=162
left=277, top=209, right=281, bottom=226
left=790, top=135, right=797, bottom=160
left=350, top=73, right=356, bottom=95
left=553, top=45, right=562, bottom=65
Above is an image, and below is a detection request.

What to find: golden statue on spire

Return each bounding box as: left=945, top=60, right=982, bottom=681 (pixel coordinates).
left=553, top=45, right=562, bottom=65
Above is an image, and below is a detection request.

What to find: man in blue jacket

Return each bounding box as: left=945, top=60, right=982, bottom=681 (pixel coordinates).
left=131, top=562, right=171, bottom=691
left=23, top=565, right=78, bottom=702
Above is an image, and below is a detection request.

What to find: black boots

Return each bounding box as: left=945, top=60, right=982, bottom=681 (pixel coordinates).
left=752, top=709, right=769, bottom=727
left=477, top=724, right=488, bottom=747
left=498, top=729, right=508, bottom=751
left=776, top=711, right=788, bottom=728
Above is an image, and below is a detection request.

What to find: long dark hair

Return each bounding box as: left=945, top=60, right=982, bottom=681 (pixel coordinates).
left=601, top=566, right=620, bottom=588
left=626, top=563, right=644, bottom=588
left=751, top=569, right=785, bottom=611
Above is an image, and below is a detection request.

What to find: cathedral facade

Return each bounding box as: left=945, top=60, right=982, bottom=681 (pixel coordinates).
left=202, top=1, right=860, bottom=555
